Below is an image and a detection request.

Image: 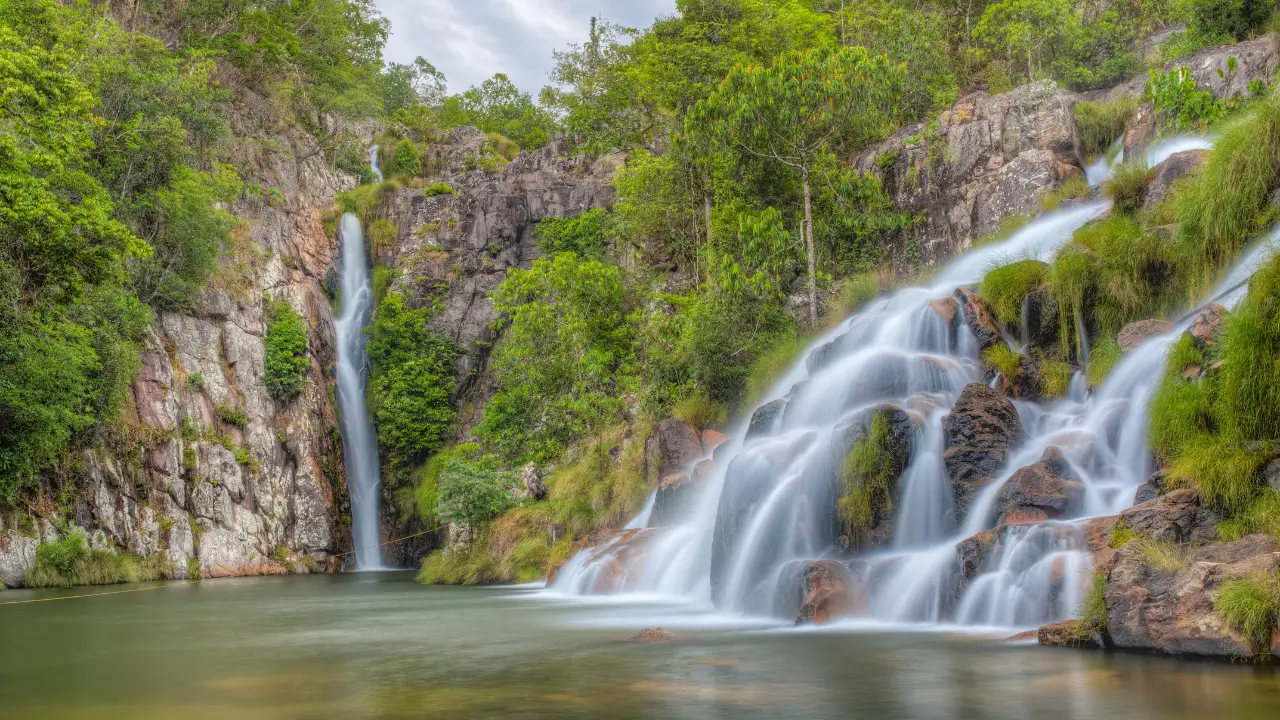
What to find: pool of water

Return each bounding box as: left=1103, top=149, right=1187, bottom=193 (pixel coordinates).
left=1, top=573, right=1277, bottom=719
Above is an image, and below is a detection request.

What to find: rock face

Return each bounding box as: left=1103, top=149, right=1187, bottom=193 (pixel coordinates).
left=1188, top=303, right=1227, bottom=348
left=1, top=88, right=354, bottom=586
left=995, top=448, right=1085, bottom=524
left=645, top=419, right=704, bottom=483
left=953, top=288, right=1004, bottom=352
left=382, top=129, right=623, bottom=425
left=943, top=384, right=1027, bottom=521
left=1143, top=150, right=1210, bottom=211
left=831, top=405, right=915, bottom=547
left=1118, top=489, right=1218, bottom=545
left=1118, top=319, right=1175, bottom=353
left=795, top=561, right=870, bottom=625
left=747, top=398, right=787, bottom=440
left=857, top=81, right=1085, bottom=265
left=1104, top=534, right=1279, bottom=658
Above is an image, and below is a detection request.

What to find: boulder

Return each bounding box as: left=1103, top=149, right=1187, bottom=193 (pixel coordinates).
left=1038, top=620, right=1105, bottom=650
left=953, top=528, right=1001, bottom=598
left=1117, top=319, right=1174, bottom=353
left=995, top=448, right=1086, bottom=524
left=626, top=627, right=677, bottom=642
left=746, top=398, right=786, bottom=441
left=806, top=339, right=841, bottom=376
left=954, top=288, right=1003, bottom=352
left=1187, top=303, right=1227, bottom=349
left=645, top=419, right=703, bottom=483
left=1023, top=286, right=1059, bottom=352
left=651, top=458, right=715, bottom=527
left=1117, top=488, right=1218, bottom=545
left=1265, top=457, right=1280, bottom=493
left=579, top=528, right=658, bottom=594
left=943, top=384, right=1027, bottom=520
left=517, top=463, right=547, bottom=501
left=1133, top=469, right=1167, bottom=505
left=1101, top=34, right=1280, bottom=107
left=928, top=297, right=958, bottom=326
left=856, top=81, right=1085, bottom=265
left=1144, top=150, right=1210, bottom=211
left=796, top=561, right=870, bottom=625
left=1105, top=533, right=1279, bottom=658
left=701, top=429, right=729, bottom=454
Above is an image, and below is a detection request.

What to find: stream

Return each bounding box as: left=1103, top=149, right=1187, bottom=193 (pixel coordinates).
left=1, top=573, right=1277, bottom=719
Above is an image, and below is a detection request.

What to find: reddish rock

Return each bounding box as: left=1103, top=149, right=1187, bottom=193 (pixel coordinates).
left=928, top=297, right=958, bottom=325
left=645, top=419, right=703, bottom=483
left=1187, top=303, right=1227, bottom=349
left=627, top=627, right=676, bottom=642
left=995, top=447, right=1085, bottom=524
left=580, top=528, right=658, bottom=594
left=1117, top=319, right=1174, bottom=353
left=701, top=429, right=729, bottom=454
left=1117, top=488, right=1217, bottom=544
left=1005, top=508, right=1050, bottom=524
left=1007, top=629, right=1039, bottom=642
left=1144, top=149, right=1210, bottom=211
left=796, top=561, right=870, bottom=625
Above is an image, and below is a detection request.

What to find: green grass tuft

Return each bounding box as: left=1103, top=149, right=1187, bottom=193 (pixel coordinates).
left=1214, top=573, right=1280, bottom=655
left=1088, top=336, right=1122, bottom=387
left=1039, top=357, right=1074, bottom=398
left=1076, top=570, right=1109, bottom=633
left=981, top=260, right=1047, bottom=327
left=982, top=344, right=1022, bottom=381
left=1040, top=175, right=1091, bottom=211
left=1132, top=536, right=1191, bottom=573
left=826, top=273, right=882, bottom=321
left=1218, top=490, right=1280, bottom=544
left=1103, top=162, right=1154, bottom=216
left=673, top=394, right=727, bottom=430
left=23, top=531, right=171, bottom=588
left=837, top=413, right=898, bottom=543
left=1074, top=97, right=1139, bottom=158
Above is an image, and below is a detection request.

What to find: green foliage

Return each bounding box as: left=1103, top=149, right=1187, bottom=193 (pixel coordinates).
left=1104, top=163, right=1155, bottom=216
left=535, top=209, right=610, bottom=260
left=1218, top=490, right=1280, bottom=543
left=25, top=530, right=171, bottom=588
left=983, top=345, right=1023, bottom=381
left=1109, top=521, right=1137, bottom=548
left=1039, top=357, right=1075, bottom=398
left=1184, top=0, right=1278, bottom=41
left=1074, top=97, right=1139, bottom=158
left=367, top=218, right=398, bottom=254
left=837, top=0, right=957, bottom=120
left=417, top=540, right=507, bottom=585
left=1146, top=66, right=1225, bottom=133
left=389, top=138, right=422, bottom=178
left=826, top=273, right=882, bottom=321
left=1214, top=255, right=1280, bottom=441
left=216, top=405, right=248, bottom=428
left=1214, top=573, right=1280, bottom=654
left=982, top=260, right=1048, bottom=327
left=477, top=254, right=632, bottom=464
left=337, top=180, right=402, bottom=227
left=673, top=395, right=728, bottom=431
left=1040, top=175, right=1091, bottom=211
left=436, top=73, right=556, bottom=151
left=263, top=301, right=308, bottom=403
left=436, top=444, right=521, bottom=530
left=1077, top=571, right=1109, bottom=633
left=423, top=182, right=456, bottom=198
left=366, top=293, right=457, bottom=480
left=837, top=413, right=897, bottom=541
left=744, top=331, right=810, bottom=405
left=485, top=132, right=521, bottom=162
left=973, top=0, right=1076, bottom=84
left=1088, top=336, right=1123, bottom=387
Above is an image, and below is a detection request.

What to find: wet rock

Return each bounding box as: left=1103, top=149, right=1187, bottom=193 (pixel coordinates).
left=650, top=459, right=714, bottom=527
left=1023, top=286, right=1059, bottom=352
left=645, top=419, right=703, bottom=483
left=1117, top=488, right=1217, bottom=545
left=1038, top=620, right=1104, bottom=650
left=943, top=384, right=1026, bottom=520
left=953, top=288, right=1003, bottom=352
left=1144, top=150, right=1210, bottom=211
left=580, top=528, right=659, bottom=594
left=1118, top=319, right=1174, bottom=353
left=701, top=429, right=729, bottom=454
left=1105, top=533, right=1279, bottom=658
left=1133, top=470, right=1167, bottom=505
left=517, top=463, right=547, bottom=501
left=954, top=528, right=1001, bottom=593
left=746, top=398, right=787, bottom=441
left=796, top=561, right=870, bottom=625
left=857, top=81, right=1085, bottom=266
left=996, top=448, right=1085, bottom=524
left=831, top=405, right=915, bottom=548
left=806, top=339, right=840, bottom=376
left=928, top=297, right=958, bottom=325
left=627, top=627, right=677, bottom=642
left=1187, top=302, right=1227, bottom=349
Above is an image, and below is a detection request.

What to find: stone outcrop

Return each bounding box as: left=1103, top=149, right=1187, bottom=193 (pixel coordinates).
left=953, top=288, right=1004, bottom=353
left=1104, top=533, right=1278, bottom=658
left=857, top=81, right=1085, bottom=265
left=795, top=560, right=870, bottom=625
left=831, top=405, right=915, bottom=547
left=747, top=398, right=787, bottom=440
left=943, top=384, right=1027, bottom=521
left=1188, top=303, right=1227, bottom=348
left=1143, top=149, right=1209, bottom=211
left=995, top=448, right=1085, bottom=524
left=651, top=458, right=715, bottom=528
left=1117, top=319, right=1174, bottom=353
left=645, top=419, right=704, bottom=483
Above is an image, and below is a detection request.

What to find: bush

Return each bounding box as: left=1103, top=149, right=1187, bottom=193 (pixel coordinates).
left=1145, top=66, right=1224, bottom=133
left=263, top=301, right=308, bottom=402
left=423, top=182, right=456, bottom=197
left=1185, top=0, right=1278, bottom=41
left=1214, top=573, right=1280, bottom=654
left=981, top=260, right=1047, bottom=327
left=535, top=208, right=610, bottom=260
left=1074, top=97, right=1139, bottom=158
left=389, top=138, right=422, bottom=178
left=215, top=404, right=248, bottom=428
left=436, top=444, right=521, bottom=530
left=24, top=531, right=171, bottom=588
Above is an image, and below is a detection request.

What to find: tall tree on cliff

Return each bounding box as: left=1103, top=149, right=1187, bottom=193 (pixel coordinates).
left=686, top=47, right=905, bottom=324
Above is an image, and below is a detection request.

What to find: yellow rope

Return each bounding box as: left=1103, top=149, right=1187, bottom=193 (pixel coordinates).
left=0, top=526, right=442, bottom=605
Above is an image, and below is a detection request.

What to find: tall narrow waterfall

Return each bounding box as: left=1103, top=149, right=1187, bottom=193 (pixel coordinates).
left=335, top=166, right=384, bottom=570
left=370, top=144, right=384, bottom=183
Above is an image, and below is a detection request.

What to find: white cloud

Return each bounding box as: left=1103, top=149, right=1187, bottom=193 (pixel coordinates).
left=374, top=0, right=675, bottom=94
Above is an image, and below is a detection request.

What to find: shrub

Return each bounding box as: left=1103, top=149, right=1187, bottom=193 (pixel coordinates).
left=1103, top=162, right=1154, bottom=216
left=188, top=372, right=205, bottom=390
left=263, top=301, right=308, bottom=402
left=389, top=138, right=422, bottom=178
left=535, top=208, right=609, bottom=260
left=1214, top=573, right=1280, bottom=654
left=215, top=404, right=248, bottom=428
left=436, top=444, right=521, bottom=530
left=981, top=260, right=1047, bottom=327
left=1145, top=66, right=1224, bottom=134
left=1074, top=97, right=1139, bottom=158
left=423, top=182, right=456, bottom=197
left=1185, top=0, right=1278, bottom=41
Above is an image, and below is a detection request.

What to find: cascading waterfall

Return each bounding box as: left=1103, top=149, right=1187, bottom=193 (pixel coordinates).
left=335, top=152, right=385, bottom=570
left=370, top=144, right=384, bottom=183
left=550, top=132, right=1280, bottom=630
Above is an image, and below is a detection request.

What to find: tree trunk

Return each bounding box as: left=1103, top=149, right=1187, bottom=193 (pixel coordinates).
left=802, top=168, right=817, bottom=327
left=704, top=193, right=712, bottom=246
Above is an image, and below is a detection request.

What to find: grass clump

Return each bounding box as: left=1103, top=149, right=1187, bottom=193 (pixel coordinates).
left=424, top=182, right=456, bottom=198
left=1087, top=336, right=1122, bottom=387
left=1039, top=357, right=1074, bottom=398
left=1214, top=573, right=1280, bottom=655
left=485, top=132, right=521, bottom=162
left=417, top=539, right=508, bottom=585
left=1073, top=570, right=1109, bottom=637
left=980, top=260, right=1047, bottom=327
left=826, top=272, right=883, bottom=324
left=1103, top=162, right=1154, bottom=216
left=982, top=344, right=1021, bottom=381
left=215, top=404, right=249, bottom=428
left=1047, top=245, right=1095, bottom=358
left=1167, top=434, right=1270, bottom=514
left=1132, top=536, right=1191, bottom=573
left=24, top=531, right=171, bottom=588
left=1109, top=521, right=1136, bottom=548
left=673, top=394, right=727, bottom=430
left=837, top=413, right=897, bottom=543
left=972, top=214, right=1034, bottom=248
left=368, top=219, right=398, bottom=254
left=337, top=180, right=402, bottom=227
left=744, top=331, right=810, bottom=404
left=1218, top=490, right=1280, bottom=543
left=1074, top=97, right=1139, bottom=158
left=1040, top=175, right=1091, bottom=211
left=1214, top=256, right=1280, bottom=442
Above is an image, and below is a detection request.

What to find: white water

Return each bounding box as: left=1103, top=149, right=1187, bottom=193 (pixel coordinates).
left=1086, top=135, right=1212, bottom=186
left=335, top=153, right=385, bottom=570
left=370, top=145, right=384, bottom=183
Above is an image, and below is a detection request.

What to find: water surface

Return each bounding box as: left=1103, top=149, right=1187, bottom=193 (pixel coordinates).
left=1, top=574, right=1277, bottom=719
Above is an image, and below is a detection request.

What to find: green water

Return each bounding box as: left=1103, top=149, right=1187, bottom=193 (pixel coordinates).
left=0, top=573, right=1277, bottom=719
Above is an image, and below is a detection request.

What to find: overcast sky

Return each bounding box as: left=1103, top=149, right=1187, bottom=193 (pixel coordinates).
left=374, top=0, right=676, bottom=95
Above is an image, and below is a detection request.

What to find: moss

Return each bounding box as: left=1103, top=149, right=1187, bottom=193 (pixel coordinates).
left=423, top=182, right=456, bottom=197
left=1040, top=175, right=1091, bottom=211
left=982, top=344, right=1021, bottom=381
left=1087, top=336, right=1123, bottom=387
left=980, top=260, right=1047, bottom=327
left=673, top=394, right=727, bottom=430
left=1074, top=97, right=1139, bottom=158
left=1103, top=162, right=1154, bottom=216
left=837, top=413, right=897, bottom=541
left=1214, top=573, right=1280, bottom=655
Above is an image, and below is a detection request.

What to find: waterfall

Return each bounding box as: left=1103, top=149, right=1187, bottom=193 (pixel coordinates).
left=370, top=145, right=384, bottom=183
left=335, top=154, right=385, bottom=570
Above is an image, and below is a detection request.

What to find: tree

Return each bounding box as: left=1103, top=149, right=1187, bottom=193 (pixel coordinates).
left=687, top=47, right=905, bottom=324
left=389, top=138, right=422, bottom=178
left=437, top=74, right=557, bottom=151
left=974, top=0, right=1077, bottom=83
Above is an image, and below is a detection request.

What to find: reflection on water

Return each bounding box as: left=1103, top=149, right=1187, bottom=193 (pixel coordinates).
left=0, top=574, right=1276, bottom=719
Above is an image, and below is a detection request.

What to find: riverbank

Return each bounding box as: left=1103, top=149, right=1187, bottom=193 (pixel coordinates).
left=1, top=574, right=1277, bottom=719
